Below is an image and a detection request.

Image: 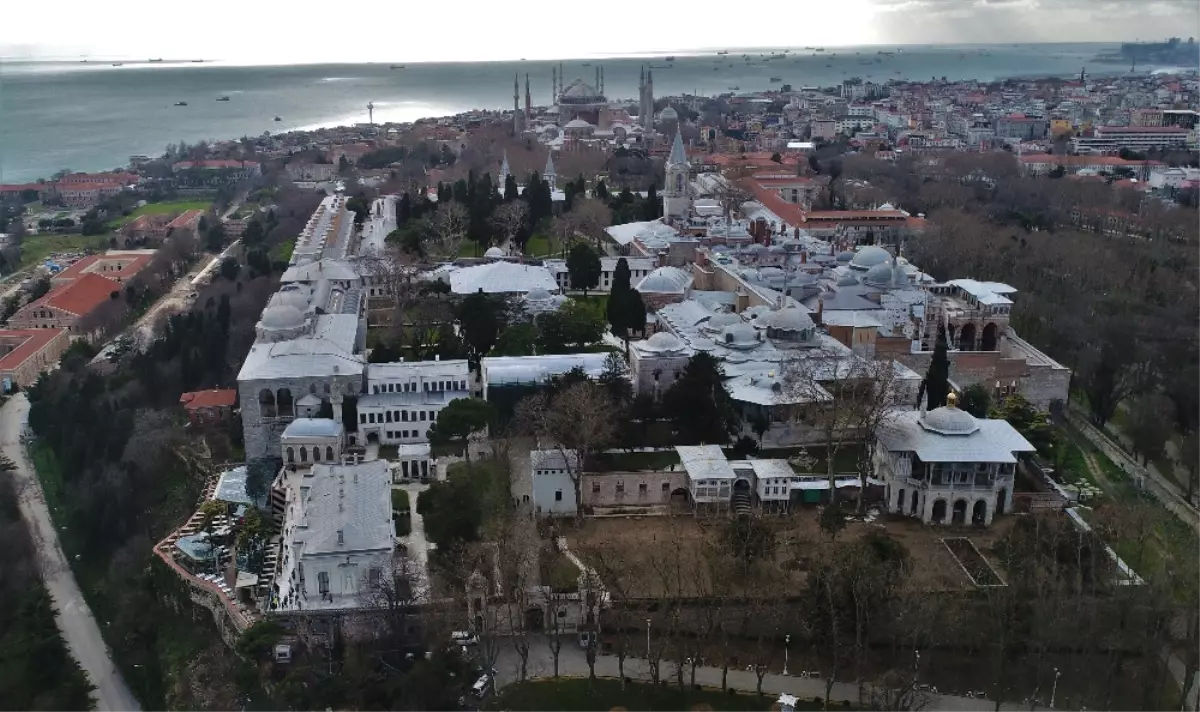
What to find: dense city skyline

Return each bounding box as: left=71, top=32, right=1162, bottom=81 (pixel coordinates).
left=4, top=0, right=1198, bottom=64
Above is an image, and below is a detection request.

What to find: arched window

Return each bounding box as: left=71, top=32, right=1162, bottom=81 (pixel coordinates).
left=259, top=389, right=277, bottom=418
left=326, top=446, right=335, bottom=461
left=286, top=447, right=295, bottom=463
left=277, top=388, right=294, bottom=417
left=299, top=447, right=308, bottom=463
left=674, top=173, right=684, bottom=193
left=313, top=446, right=321, bottom=462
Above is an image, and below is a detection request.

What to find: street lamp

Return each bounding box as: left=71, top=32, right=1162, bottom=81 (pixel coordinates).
left=783, top=634, right=791, bottom=676
left=645, top=618, right=651, bottom=659
left=1050, top=667, right=1061, bottom=709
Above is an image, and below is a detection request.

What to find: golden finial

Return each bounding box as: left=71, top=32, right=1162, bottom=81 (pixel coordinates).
left=947, top=391, right=959, bottom=408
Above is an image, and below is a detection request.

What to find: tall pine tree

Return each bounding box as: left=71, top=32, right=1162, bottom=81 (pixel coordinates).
left=918, top=330, right=951, bottom=410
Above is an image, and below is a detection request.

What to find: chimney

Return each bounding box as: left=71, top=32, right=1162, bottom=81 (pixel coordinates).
left=801, top=250, right=808, bottom=264
left=815, top=297, right=824, bottom=325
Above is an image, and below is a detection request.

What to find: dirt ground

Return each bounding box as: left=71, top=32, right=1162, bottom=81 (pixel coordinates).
left=567, top=510, right=1019, bottom=599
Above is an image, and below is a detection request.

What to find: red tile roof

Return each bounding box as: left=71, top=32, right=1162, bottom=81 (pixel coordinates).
left=0, top=183, right=44, bottom=193
left=39, top=273, right=122, bottom=316
left=166, top=210, right=204, bottom=230
left=179, top=389, right=238, bottom=410
left=0, top=329, right=66, bottom=371
left=52, top=253, right=153, bottom=284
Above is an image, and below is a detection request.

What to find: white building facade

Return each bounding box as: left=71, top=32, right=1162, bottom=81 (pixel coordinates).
left=356, top=359, right=471, bottom=445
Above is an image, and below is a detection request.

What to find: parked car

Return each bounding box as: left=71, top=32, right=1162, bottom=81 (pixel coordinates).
left=451, top=631, right=478, bottom=647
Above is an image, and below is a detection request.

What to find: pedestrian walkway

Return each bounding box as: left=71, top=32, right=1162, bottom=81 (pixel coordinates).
left=494, top=638, right=1007, bottom=711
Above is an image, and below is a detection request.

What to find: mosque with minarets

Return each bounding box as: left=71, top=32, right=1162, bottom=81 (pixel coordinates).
left=510, top=63, right=677, bottom=152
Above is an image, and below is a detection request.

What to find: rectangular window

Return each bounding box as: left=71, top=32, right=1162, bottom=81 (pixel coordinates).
left=420, top=411, right=427, bottom=421
left=318, top=571, right=329, bottom=594
left=555, top=490, right=563, bottom=501
left=638, top=482, right=647, bottom=493
left=662, top=482, right=670, bottom=492
left=369, top=568, right=381, bottom=587
left=402, top=411, right=408, bottom=421
left=592, top=482, right=600, bottom=493
left=359, top=414, right=366, bottom=424
left=616, top=481, right=625, bottom=493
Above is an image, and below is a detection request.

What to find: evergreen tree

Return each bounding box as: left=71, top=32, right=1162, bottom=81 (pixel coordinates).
left=645, top=183, right=659, bottom=220
left=436, top=182, right=448, bottom=204
left=565, top=243, right=602, bottom=296
left=663, top=353, right=741, bottom=444
left=397, top=192, right=412, bottom=225
left=918, top=330, right=951, bottom=410
left=595, top=178, right=609, bottom=201
left=606, top=258, right=632, bottom=329
left=504, top=174, right=519, bottom=202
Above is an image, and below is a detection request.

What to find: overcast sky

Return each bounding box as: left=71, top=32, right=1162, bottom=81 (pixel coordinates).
left=2, top=0, right=1197, bottom=63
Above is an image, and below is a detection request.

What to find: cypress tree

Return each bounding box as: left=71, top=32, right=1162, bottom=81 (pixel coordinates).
left=919, top=330, right=951, bottom=410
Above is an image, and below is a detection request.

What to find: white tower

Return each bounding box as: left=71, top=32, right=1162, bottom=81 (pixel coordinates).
left=544, top=151, right=557, bottom=190
left=501, top=150, right=512, bottom=186
left=513, top=74, right=522, bottom=134
left=663, top=130, right=690, bottom=221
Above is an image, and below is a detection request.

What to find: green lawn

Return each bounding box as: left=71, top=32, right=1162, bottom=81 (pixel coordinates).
left=571, top=293, right=609, bottom=312
left=269, top=239, right=294, bottom=264
left=19, top=233, right=110, bottom=270
left=107, top=199, right=212, bottom=229
left=391, top=487, right=410, bottom=512
left=489, top=678, right=824, bottom=711
left=525, top=234, right=564, bottom=257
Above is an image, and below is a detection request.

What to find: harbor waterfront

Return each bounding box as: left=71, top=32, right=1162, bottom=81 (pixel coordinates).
left=1, top=42, right=1188, bottom=182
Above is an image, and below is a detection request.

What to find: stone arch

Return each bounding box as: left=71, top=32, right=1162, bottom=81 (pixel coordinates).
left=996, top=488, right=1008, bottom=516
left=972, top=499, right=988, bottom=526
left=286, top=446, right=295, bottom=463
left=910, top=489, right=919, bottom=515
left=952, top=498, right=968, bottom=525
left=259, top=388, right=277, bottom=418
left=896, top=487, right=906, bottom=513
left=277, top=388, right=294, bottom=417
left=980, top=322, right=998, bottom=351
left=931, top=498, right=947, bottom=524
left=299, top=446, right=308, bottom=463
left=313, top=446, right=321, bottom=462
left=958, top=323, right=976, bottom=352
left=326, top=446, right=335, bottom=461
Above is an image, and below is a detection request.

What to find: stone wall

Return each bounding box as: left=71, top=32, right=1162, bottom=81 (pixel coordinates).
left=584, top=470, right=688, bottom=507
left=238, top=373, right=362, bottom=460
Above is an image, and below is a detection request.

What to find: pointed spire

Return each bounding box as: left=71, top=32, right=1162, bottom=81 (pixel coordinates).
left=552, top=66, right=558, bottom=101
left=544, top=151, right=556, bottom=179
left=668, top=129, right=687, bottom=166
left=500, top=150, right=511, bottom=183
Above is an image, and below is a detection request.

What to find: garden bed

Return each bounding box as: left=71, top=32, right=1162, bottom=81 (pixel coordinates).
left=941, top=537, right=1006, bottom=587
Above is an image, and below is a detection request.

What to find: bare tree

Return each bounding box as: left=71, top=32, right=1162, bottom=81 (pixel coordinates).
left=361, top=552, right=424, bottom=658
left=494, top=511, right=540, bottom=681
left=513, top=382, right=616, bottom=520
left=571, top=199, right=613, bottom=251
left=491, top=201, right=529, bottom=252
left=430, top=201, right=469, bottom=257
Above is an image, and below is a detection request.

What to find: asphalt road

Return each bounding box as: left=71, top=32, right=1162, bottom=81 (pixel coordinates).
left=1, top=394, right=141, bottom=712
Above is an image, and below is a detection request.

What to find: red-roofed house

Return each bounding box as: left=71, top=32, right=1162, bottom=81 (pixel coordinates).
left=54, top=181, right=126, bottom=207
left=50, top=251, right=154, bottom=288
left=166, top=210, right=204, bottom=236
left=119, top=214, right=174, bottom=247
left=172, top=160, right=261, bottom=185
left=8, top=273, right=123, bottom=333
left=179, top=389, right=238, bottom=427
left=0, top=328, right=70, bottom=388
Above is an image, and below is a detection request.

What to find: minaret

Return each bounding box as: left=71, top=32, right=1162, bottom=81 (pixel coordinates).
left=663, top=130, right=690, bottom=221
left=639, top=66, right=646, bottom=127
left=525, top=73, right=532, bottom=121
left=501, top=150, right=511, bottom=186
left=600, top=66, right=605, bottom=95
left=367, top=101, right=374, bottom=126
left=552, top=66, right=558, bottom=103
left=544, top=151, right=557, bottom=190
left=513, top=74, right=522, bottom=134
left=650, top=71, right=656, bottom=130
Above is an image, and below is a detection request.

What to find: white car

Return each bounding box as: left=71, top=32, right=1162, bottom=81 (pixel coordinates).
left=451, top=631, right=478, bottom=647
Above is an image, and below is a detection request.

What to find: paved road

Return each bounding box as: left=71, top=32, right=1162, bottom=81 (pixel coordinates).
left=494, top=636, right=1010, bottom=711
left=1, top=394, right=141, bottom=712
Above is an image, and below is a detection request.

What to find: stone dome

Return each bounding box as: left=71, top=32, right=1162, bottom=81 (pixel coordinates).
left=524, top=288, right=553, bottom=301
left=658, top=106, right=679, bottom=121
left=642, top=331, right=685, bottom=353
left=760, top=306, right=815, bottom=332
left=837, top=271, right=860, bottom=287
left=864, top=261, right=895, bottom=286
left=702, top=312, right=743, bottom=334
left=261, top=304, right=305, bottom=330
left=836, top=250, right=856, bottom=263
left=564, top=118, right=594, bottom=129
left=920, top=403, right=980, bottom=435
left=718, top=323, right=761, bottom=349
left=850, top=245, right=892, bottom=270
left=745, top=243, right=767, bottom=252
left=273, top=288, right=309, bottom=311
left=637, top=266, right=691, bottom=294
left=484, top=246, right=505, bottom=258
left=768, top=245, right=787, bottom=254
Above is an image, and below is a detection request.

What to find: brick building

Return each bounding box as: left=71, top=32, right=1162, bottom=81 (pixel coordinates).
left=8, top=273, right=123, bottom=334
left=0, top=328, right=70, bottom=389
left=179, top=389, right=239, bottom=427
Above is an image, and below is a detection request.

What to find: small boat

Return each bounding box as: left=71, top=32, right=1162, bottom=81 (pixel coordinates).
left=174, top=101, right=188, bottom=106
left=149, top=58, right=163, bottom=63
left=274, top=116, right=282, bottom=122
left=111, top=62, right=124, bottom=67
left=770, top=77, right=782, bottom=82
left=581, top=62, right=591, bottom=66
left=665, top=56, right=675, bottom=61
left=390, top=64, right=405, bottom=69
left=216, top=96, right=230, bottom=101
left=717, top=50, right=729, bottom=55
left=729, top=85, right=739, bottom=90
